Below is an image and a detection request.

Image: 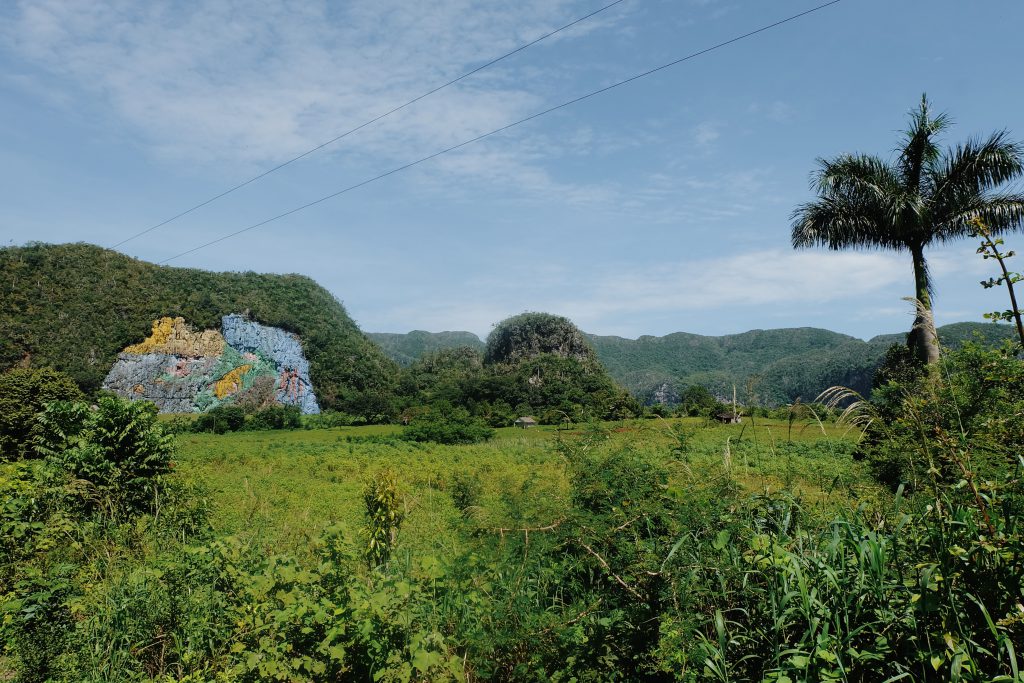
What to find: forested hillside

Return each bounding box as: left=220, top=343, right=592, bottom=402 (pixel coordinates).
left=0, top=243, right=398, bottom=415
left=367, top=330, right=485, bottom=366
left=6, top=243, right=1013, bottom=413
left=588, top=323, right=1016, bottom=404
left=397, top=312, right=638, bottom=425
left=369, top=323, right=1017, bottom=407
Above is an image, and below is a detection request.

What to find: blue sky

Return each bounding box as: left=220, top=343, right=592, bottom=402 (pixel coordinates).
left=2, top=0, right=1023, bottom=340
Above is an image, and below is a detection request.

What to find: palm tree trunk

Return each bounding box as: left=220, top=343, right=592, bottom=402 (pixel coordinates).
left=908, top=245, right=940, bottom=364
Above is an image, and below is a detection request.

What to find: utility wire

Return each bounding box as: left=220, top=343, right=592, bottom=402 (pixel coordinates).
left=159, top=0, right=841, bottom=265
left=111, top=0, right=628, bottom=249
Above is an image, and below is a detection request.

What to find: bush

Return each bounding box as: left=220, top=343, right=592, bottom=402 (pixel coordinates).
left=246, top=404, right=301, bottom=431
left=670, top=480, right=1024, bottom=682
left=863, top=342, right=1024, bottom=488
left=449, top=470, right=483, bottom=514
left=302, top=410, right=359, bottom=429
left=402, top=406, right=494, bottom=445
left=0, top=367, right=84, bottom=460
left=192, top=404, right=303, bottom=433
left=192, top=405, right=246, bottom=434
left=35, top=396, right=173, bottom=517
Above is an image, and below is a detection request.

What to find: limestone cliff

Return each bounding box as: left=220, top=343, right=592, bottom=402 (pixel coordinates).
left=221, top=314, right=319, bottom=414
left=125, top=317, right=225, bottom=356
left=103, top=315, right=320, bottom=414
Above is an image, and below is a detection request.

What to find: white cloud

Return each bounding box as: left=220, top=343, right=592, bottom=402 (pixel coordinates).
left=928, top=249, right=991, bottom=278
left=351, top=248, right=914, bottom=337
left=692, top=121, right=720, bottom=146
left=0, top=0, right=596, bottom=169
left=553, top=250, right=908, bottom=326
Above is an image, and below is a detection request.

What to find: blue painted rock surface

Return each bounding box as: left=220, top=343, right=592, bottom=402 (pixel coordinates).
left=103, top=315, right=320, bottom=414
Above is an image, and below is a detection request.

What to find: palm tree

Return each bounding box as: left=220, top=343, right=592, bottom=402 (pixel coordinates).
left=792, top=96, right=1024, bottom=363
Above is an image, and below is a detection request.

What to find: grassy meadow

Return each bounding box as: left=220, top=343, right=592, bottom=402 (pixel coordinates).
left=4, top=345, right=1023, bottom=681
left=175, top=417, right=874, bottom=561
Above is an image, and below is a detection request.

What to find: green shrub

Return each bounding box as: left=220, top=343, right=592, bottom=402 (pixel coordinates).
left=363, top=469, right=405, bottom=569
left=192, top=404, right=246, bottom=434
left=863, top=342, right=1024, bottom=488
left=449, top=470, right=483, bottom=514
left=35, top=396, right=173, bottom=517
left=302, top=410, right=358, bottom=429
left=245, top=404, right=301, bottom=431
left=671, top=479, right=1024, bottom=682
left=0, top=367, right=84, bottom=460
left=1, top=564, right=78, bottom=682
left=402, top=406, right=494, bottom=445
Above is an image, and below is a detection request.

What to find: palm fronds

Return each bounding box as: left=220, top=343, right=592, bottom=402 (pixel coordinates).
left=814, top=385, right=876, bottom=437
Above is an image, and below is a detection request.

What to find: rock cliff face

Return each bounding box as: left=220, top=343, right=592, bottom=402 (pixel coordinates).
left=647, top=382, right=680, bottom=407
left=103, top=315, right=320, bottom=414
left=221, top=315, right=319, bottom=414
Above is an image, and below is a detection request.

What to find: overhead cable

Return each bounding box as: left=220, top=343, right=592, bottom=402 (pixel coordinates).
left=111, top=0, right=629, bottom=248
left=159, top=0, right=842, bottom=265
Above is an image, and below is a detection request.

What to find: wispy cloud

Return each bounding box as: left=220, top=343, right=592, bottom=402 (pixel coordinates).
left=0, top=0, right=600, bottom=170
left=748, top=100, right=795, bottom=123
left=692, top=121, right=721, bottom=146
left=554, top=249, right=908, bottom=324
left=353, top=249, right=917, bottom=337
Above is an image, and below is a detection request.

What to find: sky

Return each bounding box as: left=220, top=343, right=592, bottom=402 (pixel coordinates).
left=2, top=0, right=1023, bottom=341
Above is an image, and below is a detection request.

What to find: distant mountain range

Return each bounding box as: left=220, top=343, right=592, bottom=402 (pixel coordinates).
left=3, top=242, right=1013, bottom=412
left=367, top=331, right=485, bottom=367
left=369, top=322, right=1015, bottom=405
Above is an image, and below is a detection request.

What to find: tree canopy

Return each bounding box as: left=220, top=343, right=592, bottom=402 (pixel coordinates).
left=792, top=96, right=1024, bottom=362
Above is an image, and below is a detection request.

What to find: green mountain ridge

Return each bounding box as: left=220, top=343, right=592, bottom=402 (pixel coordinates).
left=367, top=330, right=485, bottom=366
left=0, top=242, right=397, bottom=415
left=370, top=323, right=1015, bottom=406
left=3, top=243, right=1014, bottom=411
left=395, top=312, right=635, bottom=424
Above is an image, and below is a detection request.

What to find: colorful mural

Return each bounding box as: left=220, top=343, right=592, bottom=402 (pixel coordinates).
left=103, top=315, right=320, bottom=414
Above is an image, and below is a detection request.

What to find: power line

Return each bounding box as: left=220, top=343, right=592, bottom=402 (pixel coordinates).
left=111, top=0, right=629, bottom=249
left=159, top=0, right=842, bottom=265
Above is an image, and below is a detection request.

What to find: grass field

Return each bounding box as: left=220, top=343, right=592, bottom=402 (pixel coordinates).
left=174, top=417, right=877, bottom=561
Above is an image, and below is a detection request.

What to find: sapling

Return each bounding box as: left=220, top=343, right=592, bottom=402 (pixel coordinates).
left=971, top=217, right=1024, bottom=351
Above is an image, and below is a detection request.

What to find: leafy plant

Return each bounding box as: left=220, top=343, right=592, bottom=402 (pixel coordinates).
left=363, top=469, right=405, bottom=569
left=972, top=217, right=1024, bottom=350
left=36, top=396, right=174, bottom=517
left=0, top=367, right=84, bottom=460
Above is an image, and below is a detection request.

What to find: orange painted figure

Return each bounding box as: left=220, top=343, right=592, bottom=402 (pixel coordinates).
left=279, top=368, right=304, bottom=402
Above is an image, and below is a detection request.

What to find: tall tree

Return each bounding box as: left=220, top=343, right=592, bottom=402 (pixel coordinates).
left=792, top=96, right=1024, bottom=363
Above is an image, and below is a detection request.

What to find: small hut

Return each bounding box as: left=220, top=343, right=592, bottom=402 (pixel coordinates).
left=514, top=416, right=538, bottom=429
left=713, top=411, right=742, bottom=425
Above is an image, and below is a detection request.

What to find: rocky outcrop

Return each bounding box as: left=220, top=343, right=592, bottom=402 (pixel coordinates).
left=647, top=382, right=680, bottom=407
left=125, top=317, right=225, bottom=357
left=103, top=353, right=220, bottom=414
left=221, top=315, right=319, bottom=414
left=103, top=315, right=320, bottom=414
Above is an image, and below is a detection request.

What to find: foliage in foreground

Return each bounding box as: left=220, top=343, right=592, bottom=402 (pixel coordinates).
left=0, top=367, right=84, bottom=460
left=1, top=345, right=1023, bottom=681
